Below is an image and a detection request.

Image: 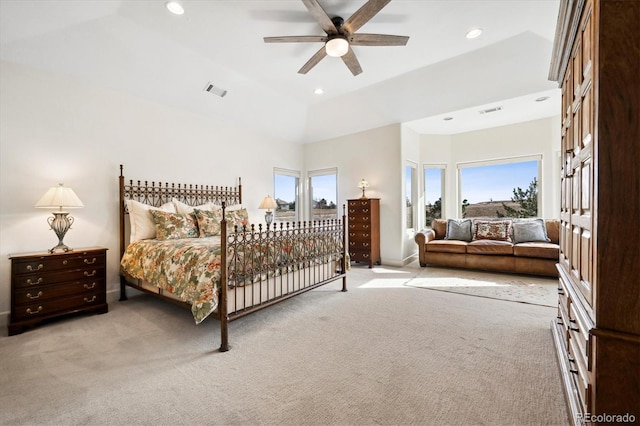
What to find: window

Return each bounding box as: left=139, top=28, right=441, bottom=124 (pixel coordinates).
left=274, top=168, right=300, bottom=223
left=424, top=165, right=445, bottom=227
left=406, top=163, right=416, bottom=229
left=308, top=168, right=337, bottom=221
left=458, top=156, right=541, bottom=218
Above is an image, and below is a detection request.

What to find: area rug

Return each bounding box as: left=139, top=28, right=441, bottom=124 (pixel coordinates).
left=405, top=270, right=558, bottom=307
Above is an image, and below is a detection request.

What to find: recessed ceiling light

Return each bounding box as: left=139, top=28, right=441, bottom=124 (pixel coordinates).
left=314, top=88, right=324, bottom=95
left=466, top=27, right=483, bottom=39
left=443, top=117, right=453, bottom=121
left=166, top=1, right=184, bottom=15
left=535, top=96, right=550, bottom=102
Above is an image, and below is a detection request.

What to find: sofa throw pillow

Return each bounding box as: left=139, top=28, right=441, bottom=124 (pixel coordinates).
left=473, top=220, right=513, bottom=242
left=194, top=208, right=223, bottom=237
left=150, top=210, right=199, bottom=240
left=445, top=219, right=473, bottom=242
left=512, top=219, right=551, bottom=244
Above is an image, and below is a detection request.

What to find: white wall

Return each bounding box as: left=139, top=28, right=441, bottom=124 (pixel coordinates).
left=419, top=117, right=561, bottom=221
left=303, top=124, right=404, bottom=266
left=0, top=61, right=302, bottom=322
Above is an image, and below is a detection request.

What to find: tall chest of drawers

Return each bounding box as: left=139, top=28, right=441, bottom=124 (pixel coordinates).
left=8, top=247, right=108, bottom=335
left=347, top=198, right=380, bottom=268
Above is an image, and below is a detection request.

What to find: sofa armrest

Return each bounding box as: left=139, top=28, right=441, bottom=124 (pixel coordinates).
left=415, top=229, right=436, bottom=266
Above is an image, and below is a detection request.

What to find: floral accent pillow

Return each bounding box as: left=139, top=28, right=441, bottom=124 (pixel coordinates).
left=126, top=199, right=176, bottom=242
left=473, top=220, right=513, bottom=242
left=225, top=208, right=249, bottom=232
left=194, top=208, right=223, bottom=237
left=150, top=210, right=199, bottom=240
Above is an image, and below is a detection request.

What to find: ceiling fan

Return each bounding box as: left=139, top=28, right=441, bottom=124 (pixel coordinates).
left=263, top=0, right=409, bottom=76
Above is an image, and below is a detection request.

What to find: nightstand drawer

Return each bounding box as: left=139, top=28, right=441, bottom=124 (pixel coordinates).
left=13, top=279, right=105, bottom=304
left=12, top=292, right=106, bottom=322
left=12, top=252, right=106, bottom=275
left=14, top=267, right=105, bottom=288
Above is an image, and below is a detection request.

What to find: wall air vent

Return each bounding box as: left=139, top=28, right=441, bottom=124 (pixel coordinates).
left=479, top=106, right=503, bottom=114
left=203, top=82, right=227, bottom=98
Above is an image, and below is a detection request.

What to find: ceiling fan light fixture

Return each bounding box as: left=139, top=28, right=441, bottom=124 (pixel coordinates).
left=325, top=37, right=349, bottom=57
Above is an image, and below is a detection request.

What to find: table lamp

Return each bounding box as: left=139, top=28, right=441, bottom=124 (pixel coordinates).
left=35, top=183, right=84, bottom=252
left=258, top=195, right=278, bottom=225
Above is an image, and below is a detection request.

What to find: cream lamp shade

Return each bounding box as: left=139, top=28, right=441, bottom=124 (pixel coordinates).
left=35, top=184, right=84, bottom=252
left=35, top=184, right=84, bottom=211
left=258, top=195, right=278, bottom=225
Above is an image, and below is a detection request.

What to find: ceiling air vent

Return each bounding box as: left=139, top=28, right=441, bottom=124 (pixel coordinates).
left=479, top=106, right=503, bottom=114
left=203, top=82, right=227, bottom=98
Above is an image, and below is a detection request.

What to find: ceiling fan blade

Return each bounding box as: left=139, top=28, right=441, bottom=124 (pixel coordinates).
left=301, top=0, right=337, bottom=34
left=341, top=48, right=363, bottom=76
left=342, top=0, right=391, bottom=34
left=349, top=33, right=409, bottom=46
left=298, top=46, right=328, bottom=74
left=264, top=35, right=327, bottom=43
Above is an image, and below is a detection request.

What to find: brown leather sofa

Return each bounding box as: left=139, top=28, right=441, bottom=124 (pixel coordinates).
left=414, top=218, right=560, bottom=277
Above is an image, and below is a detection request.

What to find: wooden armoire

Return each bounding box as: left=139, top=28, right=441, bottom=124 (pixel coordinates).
left=548, top=0, right=639, bottom=424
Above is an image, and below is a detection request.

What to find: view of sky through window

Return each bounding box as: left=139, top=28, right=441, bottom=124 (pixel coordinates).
left=461, top=160, right=538, bottom=204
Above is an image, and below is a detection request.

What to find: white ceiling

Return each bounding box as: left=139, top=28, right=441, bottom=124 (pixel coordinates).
left=0, top=0, right=561, bottom=143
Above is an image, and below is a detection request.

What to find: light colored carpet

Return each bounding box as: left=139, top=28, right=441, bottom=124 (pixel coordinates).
left=0, top=263, right=568, bottom=426
left=404, top=267, right=557, bottom=307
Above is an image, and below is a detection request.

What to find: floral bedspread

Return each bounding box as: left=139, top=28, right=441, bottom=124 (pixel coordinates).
left=120, top=237, right=223, bottom=324
left=121, top=232, right=344, bottom=324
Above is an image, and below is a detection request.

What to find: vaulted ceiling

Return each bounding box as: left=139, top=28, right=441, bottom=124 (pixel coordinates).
left=0, top=0, right=561, bottom=143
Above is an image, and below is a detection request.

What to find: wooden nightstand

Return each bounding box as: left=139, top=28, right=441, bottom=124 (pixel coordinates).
left=8, top=247, right=108, bottom=335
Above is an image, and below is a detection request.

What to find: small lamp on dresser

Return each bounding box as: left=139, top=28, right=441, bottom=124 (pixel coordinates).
left=258, top=195, right=278, bottom=225
left=35, top=183, right=84, bottom=253
left=358, top=179, right=369, bottom=199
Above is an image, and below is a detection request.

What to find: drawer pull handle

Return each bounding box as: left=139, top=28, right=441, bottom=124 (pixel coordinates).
left=362, top=233, right=369, bottom=237
left=26, top=306, right=43, bottom=315
left=26, top=264, right=43, bottom=272
left=84, top=258, right=97, bottom=265
left=63, top=260, right=68, bottom=265
left=568, top=319, right=579, bottom=332
left=569, top=369, right=579, bottom=375
left=84, top=282, right=96, bottom=290
left=27, top=278, right=43, bottom=285
left=557, top=288, right=565, bottom=295
left=27, top=291, right=43, bottom=300
left=84, top=296, right=97, bottom=303
left=362, top=209, right=369, bottom=213
left=84, top=270, right=97, bottom=277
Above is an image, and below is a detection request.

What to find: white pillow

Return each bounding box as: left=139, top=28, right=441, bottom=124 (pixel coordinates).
left=127, top=199, right=176, bottom=242
left=172, top=198, right=218, bottom=214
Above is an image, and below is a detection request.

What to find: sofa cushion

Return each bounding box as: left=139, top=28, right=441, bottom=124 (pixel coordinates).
left=545, top=219, right=560, bottom=244
left=512, top=218, right=550, bottom=243
left=513, top=242, right=559, bottom=260
left=426, top=240, right=467, bottom=254
left=445, top=219, right=473, bottom=241
left=472, top=220, right=513, bottom=242
left=467, top=240, right=514, bottom=255
left=431, top=219, right=447, bottom=240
